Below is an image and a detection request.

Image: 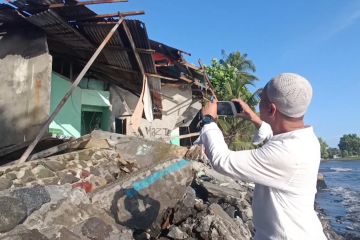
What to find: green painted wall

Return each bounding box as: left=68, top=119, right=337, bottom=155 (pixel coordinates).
left=49, top=72, right=110, bottom=138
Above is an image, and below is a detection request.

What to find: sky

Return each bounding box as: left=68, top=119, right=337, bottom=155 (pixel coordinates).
left=91, top=0, right=360, bottom=147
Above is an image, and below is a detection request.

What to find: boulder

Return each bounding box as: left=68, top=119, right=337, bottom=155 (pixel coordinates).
left=0, top=177, right=12, bottom=190
left=11, top=186, right=51, bottom=215
left=0, top=196, right=27, bottom=233
left=81, top=217, right=113, bottom=240
left=317, top=173, right=327, bottom=191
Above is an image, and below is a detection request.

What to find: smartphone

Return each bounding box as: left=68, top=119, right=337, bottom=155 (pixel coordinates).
left=217, top=101, right=243, bottom=117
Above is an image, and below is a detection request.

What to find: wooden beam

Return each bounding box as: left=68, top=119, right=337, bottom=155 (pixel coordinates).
left=17, top=17, right=125, bottom=164
left=146, top=73, right=178, bottom=81
left=121, top=21, right=146, bottom=76
left=77, top=11, right=145, bottom=21
left=49, top=0, right=128, bottom=8
left=198, top=59, right=217, bottom=99
left=28, top=135, right=91, bottom=161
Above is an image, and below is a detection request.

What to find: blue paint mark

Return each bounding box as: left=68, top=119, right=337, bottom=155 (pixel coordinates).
left=125, top=159, right=190, bottom=198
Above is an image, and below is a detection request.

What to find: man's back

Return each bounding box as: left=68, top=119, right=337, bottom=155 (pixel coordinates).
left=251, top=126, right=326, bottom=239
left=196, top=122, right=327, bottom=239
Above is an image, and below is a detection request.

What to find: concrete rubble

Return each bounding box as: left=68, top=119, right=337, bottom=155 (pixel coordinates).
left=0, top=131, right=343, bottom=239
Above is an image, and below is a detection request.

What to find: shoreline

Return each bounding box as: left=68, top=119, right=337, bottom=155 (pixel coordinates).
left=321, top=158, right=360, bottom=161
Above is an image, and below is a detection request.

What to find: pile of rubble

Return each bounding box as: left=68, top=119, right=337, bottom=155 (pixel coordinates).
left=0, top=131, right=343, bottom=240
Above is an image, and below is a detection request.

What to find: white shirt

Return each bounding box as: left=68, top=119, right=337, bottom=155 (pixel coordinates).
left=196, top=121, right=327, bottom=240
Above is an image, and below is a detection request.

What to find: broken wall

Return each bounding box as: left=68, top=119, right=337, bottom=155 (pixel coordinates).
left=0, top=27, right=52, bottom=148
left=139, top=84, right=199, bottom=141
left=110, top=83, right=200, bottom=141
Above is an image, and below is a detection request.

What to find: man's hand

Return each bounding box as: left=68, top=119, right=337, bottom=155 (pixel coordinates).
left=202, top=99, right=218, bottom=119
left=232, top=99, right=262, bottom=129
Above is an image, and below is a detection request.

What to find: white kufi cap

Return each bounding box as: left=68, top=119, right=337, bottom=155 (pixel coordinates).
left=265, top=73, right=313, bottom=118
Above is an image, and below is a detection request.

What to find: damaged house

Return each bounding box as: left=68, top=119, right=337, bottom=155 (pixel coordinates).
left=0, top=0, right=213, bottom=161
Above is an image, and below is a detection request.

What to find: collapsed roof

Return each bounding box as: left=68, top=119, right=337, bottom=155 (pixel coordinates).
left=0, top=0, right=212, bottom=119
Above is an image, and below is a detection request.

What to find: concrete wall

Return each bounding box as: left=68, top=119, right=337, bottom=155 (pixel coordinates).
left=49, top=73, right=110, bottom=138
left=109, top=85, right=139, bottom=133
left=110, top=83, right=200, bottom=143
left=139, top=84, right=195, bottom=140
left=0, top=28, right=52, bottom=148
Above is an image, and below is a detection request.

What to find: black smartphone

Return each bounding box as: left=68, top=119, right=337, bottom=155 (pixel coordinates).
left=217, top=101, right=243, bottom=117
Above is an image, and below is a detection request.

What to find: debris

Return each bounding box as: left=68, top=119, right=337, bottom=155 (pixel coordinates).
left=0, top=196, right=27, bottom=233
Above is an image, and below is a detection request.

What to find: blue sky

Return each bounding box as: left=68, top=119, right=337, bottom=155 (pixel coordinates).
left=91, top=0, right=360, bottom=147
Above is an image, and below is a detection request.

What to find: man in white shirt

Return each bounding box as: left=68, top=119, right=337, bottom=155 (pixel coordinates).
left=196, top=73, right=327, bottom=240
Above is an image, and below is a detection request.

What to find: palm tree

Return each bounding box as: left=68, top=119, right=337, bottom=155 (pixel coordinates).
left=207, top=51, right=260, bottom=150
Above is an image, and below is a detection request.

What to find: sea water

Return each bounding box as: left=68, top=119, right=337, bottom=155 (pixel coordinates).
left=316, top=160, right=360, bottom=239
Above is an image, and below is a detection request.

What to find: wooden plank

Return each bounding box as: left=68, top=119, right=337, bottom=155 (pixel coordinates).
left=28, top=135, right=91, bottom=161
left=17, top=17, right=125, bottom=164
left=146, top=73, right=178, bottom=81
left=122, top=20, right=152, bottom=130
left=49, top=0, right=128, bottom=8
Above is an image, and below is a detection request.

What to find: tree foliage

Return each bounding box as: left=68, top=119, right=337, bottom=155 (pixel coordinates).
left=206, top=51, right=259, bottom=150
left=338, top=134, right=360, bottom=157
left=327, top=147, right=340, bottom=159
left=318, top=137, right=329, bottom=159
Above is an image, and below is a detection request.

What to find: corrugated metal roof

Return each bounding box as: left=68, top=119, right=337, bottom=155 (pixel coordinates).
left=0, top=0, right=211, bottom=119
left=0, top=4, right=25, bottom=24
left=26, top=9, right=93, bottom=49
left=79, top=23, right=134, bottom=71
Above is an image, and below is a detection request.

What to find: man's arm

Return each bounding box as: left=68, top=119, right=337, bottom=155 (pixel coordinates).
left=198, top=122, right=293, bottom=190
left=198, top=99, right=291, bottom=190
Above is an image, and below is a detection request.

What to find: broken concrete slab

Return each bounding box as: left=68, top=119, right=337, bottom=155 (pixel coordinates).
left=91, top=158, right=193, bottom=231
left=0, top=196, right=27, bottom=233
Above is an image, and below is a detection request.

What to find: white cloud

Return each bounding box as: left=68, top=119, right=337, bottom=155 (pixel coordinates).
left=328, top=4, right=360, bottom=38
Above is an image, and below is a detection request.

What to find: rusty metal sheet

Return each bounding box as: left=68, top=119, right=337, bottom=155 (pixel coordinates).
left=26, top=9, right=94, bottom=49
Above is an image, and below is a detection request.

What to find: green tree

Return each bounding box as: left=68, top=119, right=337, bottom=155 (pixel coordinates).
left=206, top=51, right=259, bottom=150
left=327, top=147, right=340, bottom=159
left=338, top=134, right=360, bottom=157
left=318, top=137, right=329, bottom=159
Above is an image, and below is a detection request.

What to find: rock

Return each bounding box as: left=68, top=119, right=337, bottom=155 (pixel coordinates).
left=55, top=227, right=81, bottom=240
left=72, top=181, right=92, bottom=193
left=81, top=217, right=113, bottom=240
left=11, top=185, right=51, bottom=215
left=89, top=175, right=107, bottom=190
left=89, top=166, right=101, bottom=176
left=195, top=215, right=214, bottom=233
left=183, top=186, right=196, bottom=208
left=45, top=185, right=72, bottom=203
left=0, top=196, right=27, bottom=233
left=32, top=165, right=55, bottom=179
left=201, top=181, right=245, bottom=200
left=317, top=173, right=327, bottom=191
left=78, top=160, right=88, bottom=168
left=172, top=202, right=195, bottom=225
left=209, top=203, right=251, bottom=240
left=41, top=160, right=66, bottom=172
left=167, top=226, right=189, bottom=239
left=83, top=138, right=110, bottom=149
left=0, top=228, right=49, bottom=240
left=0, top=177, right=12, bottom=190
left=5, top=172, right=17, bottom=180
left=41, top=177, right=60, bottom=186
left=16, top=169, right=36, bottom=184
left=194, top=200, right=205, bottom=212
left=80, top=170, right=91, bottom=179
left=58, top=172, right=80, bottom=184
left=78, top=149, right=94, bottom=160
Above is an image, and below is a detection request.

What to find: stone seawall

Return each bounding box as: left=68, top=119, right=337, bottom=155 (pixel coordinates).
left=0, top=132, right=343, bottom=239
